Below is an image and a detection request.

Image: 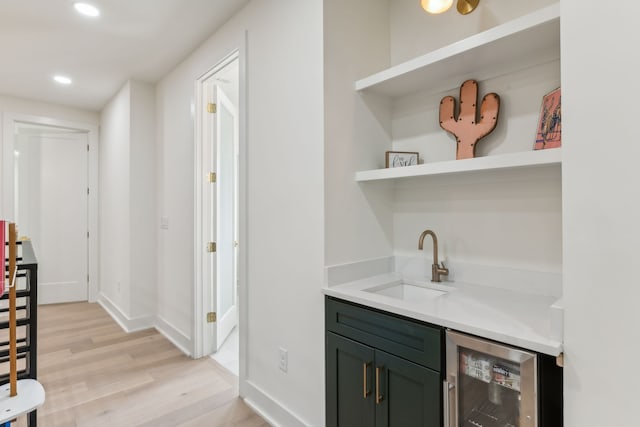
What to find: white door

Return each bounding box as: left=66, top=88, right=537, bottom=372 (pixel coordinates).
left=205, top=84, right=239, bottom=352
left=15, top=131, right=88, bottom=304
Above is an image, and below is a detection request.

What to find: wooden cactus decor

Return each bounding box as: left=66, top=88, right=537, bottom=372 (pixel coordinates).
left=439, top=80, right=500, bottom=160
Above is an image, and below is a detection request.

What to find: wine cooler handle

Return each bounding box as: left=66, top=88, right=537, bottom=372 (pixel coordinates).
left=443, top=379, right=455, bottom=427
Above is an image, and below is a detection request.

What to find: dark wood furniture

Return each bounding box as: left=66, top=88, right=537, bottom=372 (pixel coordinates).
left=2, top=240, right=38, bottom=426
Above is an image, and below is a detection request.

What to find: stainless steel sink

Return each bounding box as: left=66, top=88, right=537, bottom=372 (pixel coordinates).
left=364, top=281, right=447, bottom=301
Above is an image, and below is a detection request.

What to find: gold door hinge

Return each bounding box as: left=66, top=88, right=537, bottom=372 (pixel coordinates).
left=207, top=312, right=217, bottom=323
left=207, top=172, right=217, bottom=183
left=207, top=103, right=217, bottom=114
left=207, top=242, right=217, bottom=253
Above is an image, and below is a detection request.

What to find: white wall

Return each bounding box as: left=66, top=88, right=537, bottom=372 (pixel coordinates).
left=562, top=1, right=640, bottom=425
left=0, top=95, right=99, bottom=125
left=155, top=0, right=325, bottom=425
left=324, top=0, right=393, bottom=266
left=99, top=80, right=157, bottom=324
left=155, top=54, right=197, bottom=342
left=100, top=83, right=132, bottom=313
left=129, top=81, right=157, bottom=319
left=393, top=166, right=562, bottom=272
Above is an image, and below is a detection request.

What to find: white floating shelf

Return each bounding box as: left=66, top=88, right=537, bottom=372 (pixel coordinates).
left=355, top=149, right=561, bottom=182
left=355, top=4, right=560, bottom=98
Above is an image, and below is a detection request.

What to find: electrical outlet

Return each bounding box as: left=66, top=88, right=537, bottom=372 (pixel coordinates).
left=278, top=347, right=288, bottom=373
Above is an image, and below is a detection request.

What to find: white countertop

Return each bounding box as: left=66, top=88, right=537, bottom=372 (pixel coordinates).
left=322, top=272, right=563, bottom=356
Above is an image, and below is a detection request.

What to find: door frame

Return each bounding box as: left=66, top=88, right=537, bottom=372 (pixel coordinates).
left=2, top=113, right=99, bottom=302
left=193, top=45, right=247, bottom=363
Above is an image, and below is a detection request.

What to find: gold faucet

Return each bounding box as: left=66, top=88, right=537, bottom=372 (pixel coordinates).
left=418, top=229, right=449, bottom=283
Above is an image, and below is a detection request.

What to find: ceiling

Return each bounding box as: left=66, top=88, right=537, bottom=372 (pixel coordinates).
left=0, top=0, right=249, bottom=112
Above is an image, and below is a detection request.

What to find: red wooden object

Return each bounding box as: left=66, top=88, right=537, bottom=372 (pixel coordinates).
left=8, top=223, right=16, bottom=397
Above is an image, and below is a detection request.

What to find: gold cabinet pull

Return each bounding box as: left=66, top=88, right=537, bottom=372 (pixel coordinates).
left=363, top=362, right=371, bottom=398
left=375, top=366, right=384, bottom=404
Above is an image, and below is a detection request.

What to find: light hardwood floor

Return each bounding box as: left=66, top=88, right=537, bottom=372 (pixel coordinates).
left=18, top=302, right=268, bottom=427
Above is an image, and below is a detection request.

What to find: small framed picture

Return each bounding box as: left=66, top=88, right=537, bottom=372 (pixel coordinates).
left=534, top=88, right=561, bottom=150
left=385, top=151, right=419, bottom=168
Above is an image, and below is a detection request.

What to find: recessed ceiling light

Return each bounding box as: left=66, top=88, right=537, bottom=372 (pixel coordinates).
left=53, top=75, right=72, bottom=85
left=73, top=2, right=100, bottom=18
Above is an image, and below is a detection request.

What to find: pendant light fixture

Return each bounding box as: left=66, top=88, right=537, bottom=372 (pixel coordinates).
left=456, top=0, right=479, bottom=15
left=421, top=0, right=479, bottom=15
left=420, top=0, right=453, bottom=14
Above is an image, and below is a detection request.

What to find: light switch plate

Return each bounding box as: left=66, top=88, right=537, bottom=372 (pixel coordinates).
left=278, top=347, right=288, bottom=373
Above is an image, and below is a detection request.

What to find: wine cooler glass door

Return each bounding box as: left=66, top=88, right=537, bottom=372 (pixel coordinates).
left=445, top=330, right=538, bottom=427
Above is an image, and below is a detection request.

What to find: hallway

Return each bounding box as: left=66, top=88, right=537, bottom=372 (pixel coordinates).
left=24, top=302, right=266, bottom=426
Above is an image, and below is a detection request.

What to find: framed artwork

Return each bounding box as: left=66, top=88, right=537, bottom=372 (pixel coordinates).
left=385, top=151, right=419, bottom=168
left=534, top=88, right=561, bottom=150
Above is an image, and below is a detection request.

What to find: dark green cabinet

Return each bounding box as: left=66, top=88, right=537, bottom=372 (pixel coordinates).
left=326, top=333, right=375, bottom=427
left=326, top=297, right=442, bottom=427
left=375, top=349, right=440, bottom=427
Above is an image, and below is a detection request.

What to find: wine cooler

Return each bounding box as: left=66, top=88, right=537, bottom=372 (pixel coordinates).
left=444, top=330, right=563, bottom=427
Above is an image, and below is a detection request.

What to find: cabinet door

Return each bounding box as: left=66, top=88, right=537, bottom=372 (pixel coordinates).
left=375, top=349, right=441, bottom=427
left=327, top=332, right=376, bottom=427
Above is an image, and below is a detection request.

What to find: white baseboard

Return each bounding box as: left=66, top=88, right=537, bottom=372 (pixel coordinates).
left=97, top=293, right=154, bottom=333
left=155, top=315, right=192, bottom=357
left=242, top=380, right=309, bottom=427
left=97, top=293, right=194, bottom=358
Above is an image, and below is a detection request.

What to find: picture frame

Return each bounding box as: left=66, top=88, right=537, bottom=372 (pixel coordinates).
left=385, top=151, right=419, bottom=168
left=534, top=88, right=561, bottom=150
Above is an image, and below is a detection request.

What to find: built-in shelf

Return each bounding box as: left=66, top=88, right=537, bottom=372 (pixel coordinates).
left=355, top=148, right=561, bottom=182
left=355, top=4, right=560, bottom=98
